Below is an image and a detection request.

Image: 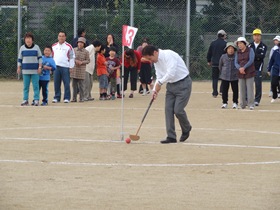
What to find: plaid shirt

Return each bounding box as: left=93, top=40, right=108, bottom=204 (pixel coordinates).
left=71, top=48, right=90, bottom=79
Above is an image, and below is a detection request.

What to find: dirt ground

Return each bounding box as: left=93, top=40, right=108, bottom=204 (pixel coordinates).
left=0, top=80, right=279, bottom=210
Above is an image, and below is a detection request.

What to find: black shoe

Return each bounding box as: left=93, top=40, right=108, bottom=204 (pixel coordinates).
left=180, top=127, right=192, bottom=142
left=160, top=137, right=177, bottom=144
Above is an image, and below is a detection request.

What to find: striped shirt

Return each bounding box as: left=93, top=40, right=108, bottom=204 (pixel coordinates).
left=17, top=44, right=42, bottom=74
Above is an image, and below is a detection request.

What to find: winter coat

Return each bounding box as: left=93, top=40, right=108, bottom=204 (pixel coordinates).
left=219, top=53, right=238, bottom=81
left=268, top=47, right=280, bottom=76
left=207, top=38, right=227, bottom=67
left=235, top=47, right=255, bottom=79
left=249, top=41, right=267, bottom=71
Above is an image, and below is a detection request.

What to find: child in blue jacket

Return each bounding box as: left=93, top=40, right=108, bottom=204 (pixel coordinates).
left=39, top=46, right=56, bottom=105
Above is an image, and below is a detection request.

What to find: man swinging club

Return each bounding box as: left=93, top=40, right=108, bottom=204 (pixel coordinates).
left=142, top=45, right=192, bottom=144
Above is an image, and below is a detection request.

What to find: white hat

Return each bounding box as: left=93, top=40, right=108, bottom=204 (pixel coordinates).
left=273, top=35, right=280, bottom=41
left=217, top=29, right=227, bottom=36
left=234, top=37, right=249, bottom=46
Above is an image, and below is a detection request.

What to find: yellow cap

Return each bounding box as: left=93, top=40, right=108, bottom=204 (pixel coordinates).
left=253, top=28, right=262, bottom=35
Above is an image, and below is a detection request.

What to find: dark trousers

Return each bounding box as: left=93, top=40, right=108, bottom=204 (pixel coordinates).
left=221, top=80, right=238, bottom=104
left=53, top=66, right=71, bottom=101
left=212, top=67, right=222, bottom=96
left=39, top=80, right=49, bottom=103
left=165, top=76, right=192, bottom=139
left=254, top=71, right=262, bottom=103
left=123, top=66, right=137, bottom=91
left=271, top=75, right=280, bottom=99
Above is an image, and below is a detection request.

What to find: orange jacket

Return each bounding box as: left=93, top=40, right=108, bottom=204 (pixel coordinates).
left=96, top=53, right=107, bottom=76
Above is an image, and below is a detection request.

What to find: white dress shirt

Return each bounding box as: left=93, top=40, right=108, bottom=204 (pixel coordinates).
left=154, top=49, right=189, bottom=84
left=52, top=42, right=75, bottom=68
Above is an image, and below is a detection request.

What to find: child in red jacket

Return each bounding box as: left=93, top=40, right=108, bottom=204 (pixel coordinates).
left=96, top=45, right=108, bottom=100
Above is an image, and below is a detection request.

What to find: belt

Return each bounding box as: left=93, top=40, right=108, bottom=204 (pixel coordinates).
left=176, top=75, right=189, bottom=83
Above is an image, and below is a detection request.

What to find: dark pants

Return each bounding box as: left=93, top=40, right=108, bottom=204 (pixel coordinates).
left=39, top=80, right=49, bottom=103
left=165, top=76, right=192, bottom=139
left=221, top=80, right=238, bottom=104
left=53, top=66, right=71, bottom=101
left=271, top=75, right=280, bottom=99
left=254, top=71, right=262, bottom=103
left=123, top=66, right=137, bottom=91
left=212, top=67, right=222, bottom=96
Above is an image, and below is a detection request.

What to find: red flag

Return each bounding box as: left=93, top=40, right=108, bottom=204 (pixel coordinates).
left=122, top=25, right=138, bottom=48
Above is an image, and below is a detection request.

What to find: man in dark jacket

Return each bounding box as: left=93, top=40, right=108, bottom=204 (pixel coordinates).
left=249, top=28, right=267, bottom=106
left=71, top=28, right=89, bottom=48
left=207, top=30, right=227, bottom=97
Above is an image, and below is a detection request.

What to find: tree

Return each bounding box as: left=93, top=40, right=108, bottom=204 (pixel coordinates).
left=0, top=7, right=28, bottom=77
left=202, top=0, right=280, bottom=34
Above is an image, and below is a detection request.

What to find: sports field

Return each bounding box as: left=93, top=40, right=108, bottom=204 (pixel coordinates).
left=0, top=80, right=279, bottom=210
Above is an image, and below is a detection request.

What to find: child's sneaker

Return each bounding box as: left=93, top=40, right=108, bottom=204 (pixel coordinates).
left=21, top=100, right=29, bottom=106
left=232, top=103, right=237, bottom=109
left=111, top=95, right=116, bottom=100
left=249, top=106, right=254, bottom=110
left=41, top=102, right=48, bottom=106
left=221, top=103, right=227, bottom=109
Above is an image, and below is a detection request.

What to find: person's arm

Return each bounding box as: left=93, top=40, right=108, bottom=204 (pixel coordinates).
left=157, top=52, right=177, bottom=84
left=134, top=50, right=142, bottom=70
left=113, top=58, right=121, bottom=70
left=207, top=43, right=213, bottom=64
left=219, top=56, right=223, bottom=73
left=69, top=47, right=75, bottom=68
left=234, top=53, right=240, bottom=69
left=37, top=46, right=43, bottom=66
left=267, top=50, right=276, bottom=74
left=269, top=47, right=274, bottom=59
left=50, top=58, right=56, bottom=71
left=37, top=46, right=42, bottom=74
left=82, top=51, right=90, bottom=65
left=243, top=48, right=255, bottom=69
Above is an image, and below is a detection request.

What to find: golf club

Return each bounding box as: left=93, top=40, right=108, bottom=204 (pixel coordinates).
left=129, top=98, right=154, bottom=141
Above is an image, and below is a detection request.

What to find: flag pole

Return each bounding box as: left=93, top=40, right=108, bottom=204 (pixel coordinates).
left=120, top=25, right=138, bottom=141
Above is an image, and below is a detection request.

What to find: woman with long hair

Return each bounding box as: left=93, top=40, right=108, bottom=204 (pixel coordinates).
left=122, top=49, right=141, bottom=98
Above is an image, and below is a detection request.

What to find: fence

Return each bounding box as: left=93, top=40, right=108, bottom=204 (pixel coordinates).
left=0, top=0, right=280, bottom=79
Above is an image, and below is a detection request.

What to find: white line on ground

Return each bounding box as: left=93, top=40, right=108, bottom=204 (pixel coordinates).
left=1, top=125, right=280, bottom=136
left=0, top=137, right=279, bottom=150
left=0, top=159, right=279, bottom=167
